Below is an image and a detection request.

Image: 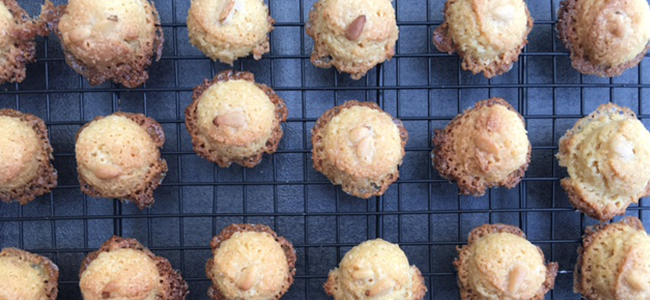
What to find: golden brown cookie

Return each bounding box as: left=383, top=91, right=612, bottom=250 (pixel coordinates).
left=324, top=239, right=427, bottom=300
left=432, top=98, right=530, bottom=196
left=312, top=101, right=408, bottom=199
left=557, top=0, right=650, bottom=77
left=575, top=217, right=650, bottom=300
left=455, top=224, right=558, bottom=300
left=79, top=236, right=188, bottom=300
left=43, top=0, right=164, bottom=88
left=434, top=0, right=533, bottom=78
left=0, top=0, right=47, bottom=84
left=557, top=103, right=650, bottom=221
left=187, top=0, right=274, bottom=65
left=206, top=224, right=296, bottom=300
left=0, top=109, right=57, bottom=205
left=0, top=247, right=59, bottom=300
left=185, top=70, right=288, bottom=168
left=75, top=112, right=167, bottom=209
left=306, top=0, right=399, bottom=80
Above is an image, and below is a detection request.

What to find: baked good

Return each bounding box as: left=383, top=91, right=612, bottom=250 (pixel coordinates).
left=557, top=103, right=650, bottom=221
left=0, top=0, right=47, bottom=84
left=0, top=109, right=57, bottom=205
left=432, top=98, right=530, bottom=196
left=185, top=70, right=288, bottom=168
left=434, top=0, right=533, bottom=78
left=306, top=0, right=399, bottom=80
left=454, top=224, right=558, bottom=300
left=574, top=217, right=650, bottom=300
left=557, top=0, right=650, bottom=77
left=43, top=0, right=164, bottom=88
left=187, top=0, right=274, bottom=65
left=79, top=236, right=188, bottom=300
left=206, top=224, right=296, bottom=300
left=312, top=101, right=408, bottom=198
left=324, top=239, right=427, bottom=300
left=75, top=112, right=167, bottom=209
left=0, top=247, right=59, bottom=300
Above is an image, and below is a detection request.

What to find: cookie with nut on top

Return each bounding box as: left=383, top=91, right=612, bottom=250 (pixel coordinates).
left=455, top=224, right=558, bottom=300
left=306, top=0, right=399, bottom=80
left=185, top=70, right=288, bottom=168
left=206, top=224, right=296, bottom=300
left=312, top=101, right=408, bottom=199
left=432, top=98, right=530, bottom=196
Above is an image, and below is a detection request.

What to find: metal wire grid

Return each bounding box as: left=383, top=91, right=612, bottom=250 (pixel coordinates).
left=0, top=0, right=649, bottom=299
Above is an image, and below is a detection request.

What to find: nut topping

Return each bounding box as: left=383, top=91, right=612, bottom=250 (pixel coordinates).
left=365, top=278, right=394, bottom=297
left=626, top=271, right=647, bottom=291
left=93, top=164, right=122, bottom=180
left=345, top=15, right=366, bottom=41
left=349, top=126, right=371, bottom=143
left=356, top=136, right=376, bottom=165
left=219, top=0, right=236, bottom=23
left=612, top=135, right=635, bottom=161
left=475, top=136, right=499, bottom=154
left=351, top=269, right=373, bottom=280
left=493, top=4, right=515, bottom=22
left=70, top=27, right=91, bottom=43
left=237, top=265, right=258, bottom=291
left=507, top=264, right=528, bottom=294
left=213, top=111, right=246, bottom=128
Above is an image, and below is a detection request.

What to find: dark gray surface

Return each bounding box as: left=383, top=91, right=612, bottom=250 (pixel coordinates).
left=0, top=0, right=649, bottom=299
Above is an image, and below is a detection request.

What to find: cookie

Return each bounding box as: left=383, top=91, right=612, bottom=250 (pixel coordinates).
left=187, top=0, right=274, bottom=65
left=185, top=70, right=288, bottom=168
left=75, top=112, right=167, bottom=209
left=0, top=247, right=59, bottom=300
left=557, top=0, right=650, bottom=77
left=557, top=103, right=650, bottom=221
left=455, top=224, right=558, bottom=300
left=0, top=0, right=47, bottom=84
left=574, top=217, right=650, bottom=300
left=0, top=109, right=57, bottom=205
left=306, top=0, right=399, bottom=80
left=324, top=239, right=427, bottom=300
left=79, top=236, right=188, bottom=300
left=432, top=98, right=530, bottom=196
left=434, top=0, right=533, bottom=78
left=206, top=224, right=296, bottom=300
left=43, top=0, right=164, bottom=88
left=312, top=101, right=408, bottom=198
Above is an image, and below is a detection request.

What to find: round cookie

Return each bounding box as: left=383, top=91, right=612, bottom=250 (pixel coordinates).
left=0, top=247, right=59, bottom=300
left=306, top=0, right=399, bottom=80
left=0, top=0, right=47, bottom=84
left=432, top=98, right=530, bottom=196
left=324, top=239, right=427, bottom=300
left=206, top=224, right=296, bottom=300
left=575, top=217, right=650, bottom=300
left=43, top=0, right=164, bottom=88
left=434, top=0, right=533, bottom=78
left=0, top=109, right=57, bottom=205
left=187, top=0, right=274, bottom=65
left=79, top=236, right=188, bottom=300
left=312, top=101, right=408, bottom=199
left=557, top=0, right=650, bottom=77
left=185, top=70, right=288, bottom=168
left=455, top=224, right=558, bottom=300
left=75, top=112, right=167, bottom=209
left=557, top=103, right=650, bottom=221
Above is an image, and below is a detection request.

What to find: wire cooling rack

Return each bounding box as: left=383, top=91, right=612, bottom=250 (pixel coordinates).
left=0, top=0, right=649, bottom=299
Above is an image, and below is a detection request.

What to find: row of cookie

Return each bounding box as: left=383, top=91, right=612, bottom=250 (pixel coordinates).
left=2, top=0, right=649, bottom=88
left=3, top=218, right=649, bottom=300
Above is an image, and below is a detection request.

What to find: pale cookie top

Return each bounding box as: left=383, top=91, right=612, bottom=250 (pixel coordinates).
left=76, top=114, right=163, bottom=200
left=434, top=0, right=532, bottom=78
left=557, top=103, right=650, bottom=221
left=0, top=248, right=59, bottom=300
left=187, top=0, right=273, bottom=64
left=433, top=98, right=530, bottom=196
left=0, top=116, right=42, bottom=191
left=455, top=224, right=558, bottom=300
left=324, top=239, right=427, bottom=300
left=575, top=217, right=650, bottom=300
left=49, top=0, right=163, bottom=87
left=0, top=0, right=44, bottom=84
left=307, top=0, right=399, bottom=80
left=558, top=0, right=650, bottom=76
left=207, top=224, right=296, bottom=300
